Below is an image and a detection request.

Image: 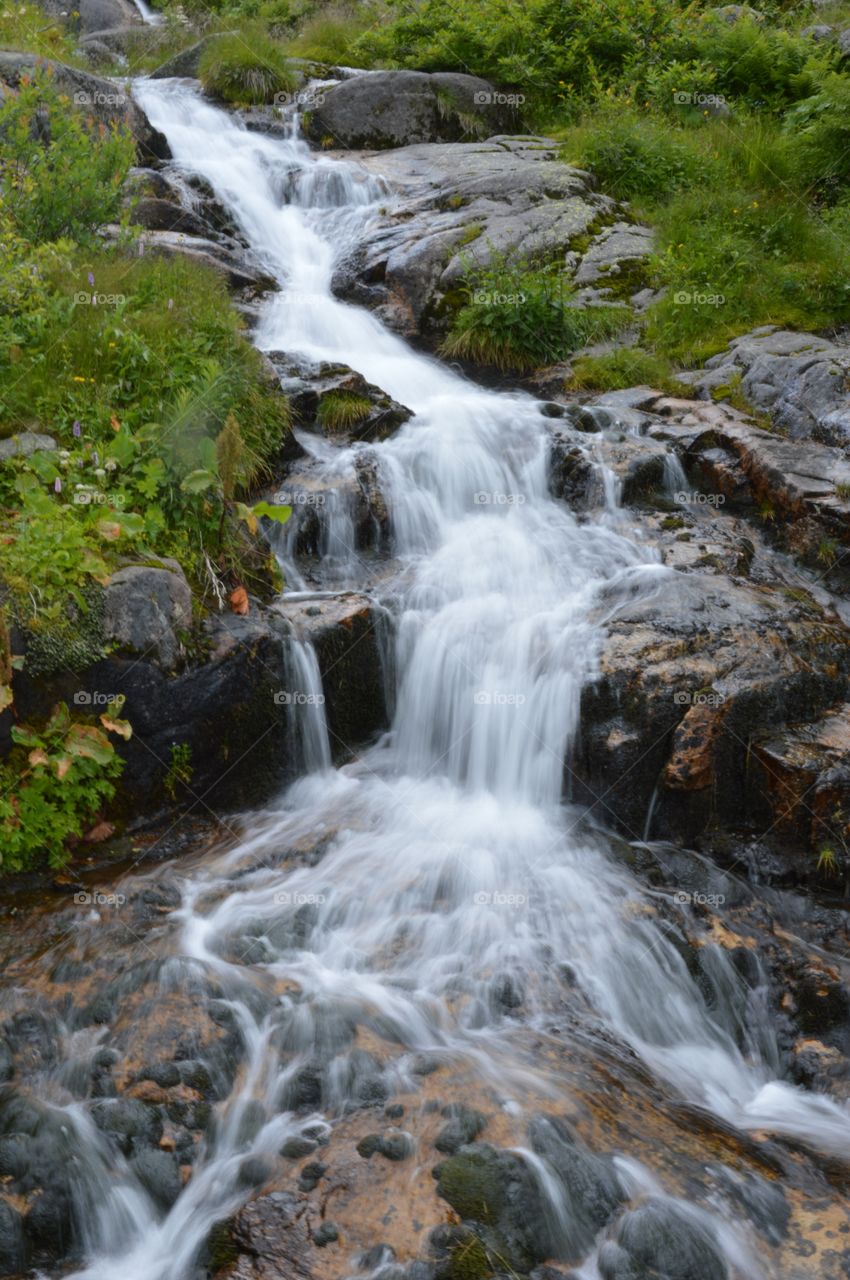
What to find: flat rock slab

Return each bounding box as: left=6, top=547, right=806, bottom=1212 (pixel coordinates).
left=683, top=327, right=850, bottom=448
left=336, top=136, right=615, bottom=333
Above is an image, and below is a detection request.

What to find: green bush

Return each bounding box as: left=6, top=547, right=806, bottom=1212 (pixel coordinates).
left=440, top=255, right=630, bottom=372
left=560, top=109, right=708, bottom=200
left=787, top=73, right=850, bottom=195
left=198, top=28, right=298, bottom=103
left=0, top=71, right=134, bottom=244
left=286, top=7, right=376, bottom=64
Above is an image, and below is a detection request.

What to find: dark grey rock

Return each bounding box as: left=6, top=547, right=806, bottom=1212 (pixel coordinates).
left=130, top=1147, right=181, bottom=1209
left=103, top=562, right=192, bottom=672
left=305, top=70, right=517, bottom=151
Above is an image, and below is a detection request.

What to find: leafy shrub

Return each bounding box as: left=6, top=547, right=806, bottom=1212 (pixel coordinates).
left=0, top=71, right=134, bottom=244
left=0, top=700, right=130, bottom=873
left=441, top=255, right=630, bottom=372
left=787, top=73, right=850, bottom=195
left=561, top=109, right=708, bottom=200
left=198, top=28, right=297, bottom=103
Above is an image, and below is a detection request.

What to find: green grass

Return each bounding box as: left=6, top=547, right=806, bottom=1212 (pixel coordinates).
left=0, top=1, right=77, bottom=60
left=317, top=390, right=373, bottom=429
left=567, top=348, right=689, bottom=395
left=198, top=27, right=298, bottom=104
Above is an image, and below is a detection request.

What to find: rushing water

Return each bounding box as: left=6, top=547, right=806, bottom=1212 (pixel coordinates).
left=19, top=79, right=850, bottom=1278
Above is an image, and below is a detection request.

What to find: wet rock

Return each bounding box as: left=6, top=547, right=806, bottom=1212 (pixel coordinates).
left=313, top=1220, right=339, bottom=1246
left=269, top=356, right=413, bottom=443
left=298, top=1160, right=326, bottom=1192
left=3, top=1011, right=58, bottom=1072
left=130, top=196, right=217, bottom=239
left=357, top=1130, right=412, bottom=1160
left=434, top=1143, right=547, bottom=1272
left=0, top=1200, right=24, bottom=1274
left=24, top=1186, right=73, bottom=1259
left=275, top=596, right=389, bottom=754
left=281, top=1134, right=317, bottom=1159
left=222, top=1190, right=316, bottom=1279
left=131, top=1147, right=181, bottom=1208
left=794, top=969, right=850, bottom=1037
left=305, top=71, right=515, bottom=151
left=599, top=1198, right=727, bottom=1280
left=91, top=1097, right=163, bottom=1154
left=528, top=1115, right=623, bottom=1257
left=0, top=52, right=168, bottom=160
left=343, top=138, right=614, bottom=337
left=435, top=1105, right=487, bottom=1154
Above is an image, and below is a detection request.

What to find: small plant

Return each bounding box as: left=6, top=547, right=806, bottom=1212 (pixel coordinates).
left=316, top=391, right=373, bottom=431
left=164, top=742, right=194, bottom=802
left=441, top=254, right=629, bottom=373
left=817, top=536, right=839, bottom=568
left=0, top=698, right=130, bottom=872
left=567, top=347, right=688, bottom=394
left=835, top=483, right=850, bottom=501
left=817, top=845, right=839, bottom=877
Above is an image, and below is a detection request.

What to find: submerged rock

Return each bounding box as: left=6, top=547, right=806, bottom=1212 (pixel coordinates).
left=599, top=1198, right=727, bottom=1280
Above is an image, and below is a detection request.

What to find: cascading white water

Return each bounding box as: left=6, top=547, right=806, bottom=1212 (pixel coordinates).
left=55, top=79, right=850, bottom=1278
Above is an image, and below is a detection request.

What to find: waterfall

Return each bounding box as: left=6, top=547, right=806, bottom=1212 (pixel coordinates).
left=45, top=77, right=850, bottom=1279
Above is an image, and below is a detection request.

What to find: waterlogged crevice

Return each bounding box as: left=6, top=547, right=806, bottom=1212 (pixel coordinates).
left=1, top=77, right=848, bottom=1280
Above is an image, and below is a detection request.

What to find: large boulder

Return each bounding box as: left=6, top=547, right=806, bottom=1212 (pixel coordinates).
left=304, top=70, right=517, bottom=150
left=683, top=327, right=850, bottom=448
left=10, top=594, right=388, bottom=817
left=543, top=389, right=850, bottom=866
left=76, top=0, right=140, bottom=33
left=0, top=52, right=168, bottom=160
left=337, top=136, right=615, bottom=335
left=103, top=561, right=192, bottom=672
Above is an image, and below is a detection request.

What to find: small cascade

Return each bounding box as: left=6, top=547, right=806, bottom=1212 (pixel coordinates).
left=280, top=633, right=332, bottom=773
